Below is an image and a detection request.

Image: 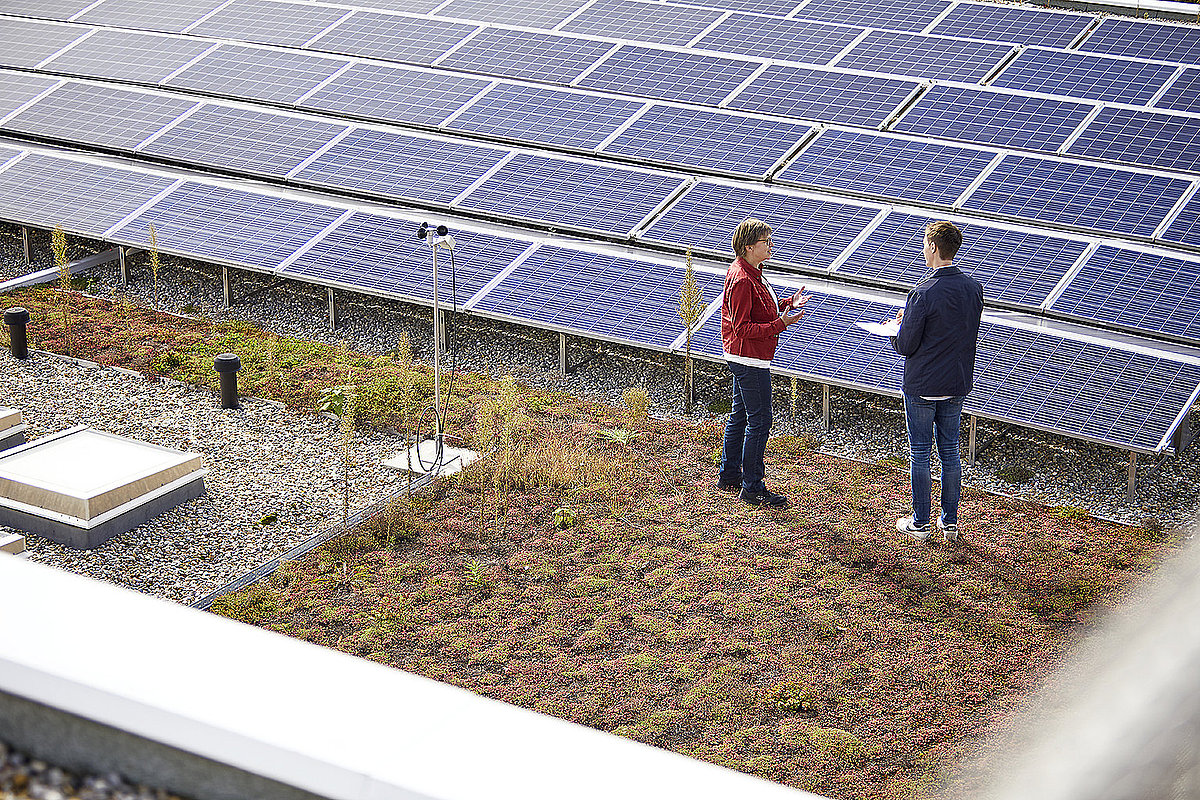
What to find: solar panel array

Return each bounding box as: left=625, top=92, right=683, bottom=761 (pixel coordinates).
left=2, top=0, right=1200, bottom=455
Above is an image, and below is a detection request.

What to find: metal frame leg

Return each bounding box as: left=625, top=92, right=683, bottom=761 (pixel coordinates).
left=821, top=384, right=830, bottom=429
left=20, top=227, right=30, bottom=265
left=222, top=266, right=232, bottom=308
left=968, top=415, right=977, bottom=468
left=327, top=287, right=337, bottom=331
left=118, top=247, right=130, bottom=286
left=1128, top=452, right=1138, bottom=502
left=559, top=332, right=567, bottom=376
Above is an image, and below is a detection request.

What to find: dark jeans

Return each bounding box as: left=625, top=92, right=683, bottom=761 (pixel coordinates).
left=903, top=394, right=965, bottom=526
left=721, top=362, right=772, bottom=493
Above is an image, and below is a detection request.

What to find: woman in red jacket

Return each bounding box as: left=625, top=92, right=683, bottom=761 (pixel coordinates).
left=717, top=219, right=808, bottom=507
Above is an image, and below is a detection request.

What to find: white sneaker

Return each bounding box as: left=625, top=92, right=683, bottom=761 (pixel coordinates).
left=938, top=518, right=960, bottom=543
left=896, top=517, right=931, bottom=541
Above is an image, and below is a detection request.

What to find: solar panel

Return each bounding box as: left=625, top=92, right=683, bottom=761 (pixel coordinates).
left=1, top=82, right=199, bottom=151
left=0, top=152, right=179, bottom=237
left=577, top=46, right=761, bottom=106
left=305, top=12, right=479, bottom=65
left=835, top=211, right=1088, bottom=306
left=600, top=105, right=814, bottom=178
left=139, top=105, right=350, bottom=178
left=38, top=29, right=216, bottom=84
left=434, top=0, right=587, bottom=29
left=693, top=15, right=863, bottom=65
left=1160, top=194, right=1200, bottom=248
left=1051, top=245, right=1200, bottom=341
left=444, top=84, right=645, bottom=149
left=725, top=65, right=920, bottom=127
left=1066, top=107, right=1200, bottom=174
left=893, top=85, right=1095, bottom=151
left=281, top=213, right=533, bottom=306
left=559, top=0, right=726, bottom=47
left=164, top=45, right=348, bottom=105
left=457, top=152, right=688, bottom=236
left=793, top=0, right=952, bottom=33
left=0, top=0, right=98, bottom=20
left=186, top=0, right=353, bottom=48
left=640, top=182, right=882, bottom=270
left=1154, top=68, right=1200, bottom=115
left=0, top=17, right=89, bottom=68
left=114, top=181, right=347, bottom=270
left=74, top=0, right=230, bottom=33
left=776, top=129, right=996, bottom=206
left=470, top=246, right=724, bottom=348
left=439, top=28, right=615, bottom=84
left=1078, top=17, right=1200, bottom=66
left=834, top=30, right=1014, bottom=83
left=961, top=155, right=1190, bottom=238
left=680, top=0, right=805, bottom=16
left=990, top=48, right=1179, bottom=106
left=326, top=0, right=446, bottom=11
left=926, top=3, right=1094, bottom=49
left=291, top=129, right=508, bottom=205
left=0, top=73, right=61, bottom=121
left=296, top=63, right=492, bottom=127
left=968, top=323, right=1200, bottom=452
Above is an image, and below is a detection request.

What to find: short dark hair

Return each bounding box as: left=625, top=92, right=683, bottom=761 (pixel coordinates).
left=925, top=221, right=963, bottom=261
left=732, top=218, right=772, bottom=259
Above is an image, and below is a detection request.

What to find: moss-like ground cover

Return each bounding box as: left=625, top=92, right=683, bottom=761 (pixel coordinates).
left=5, top=286, right=1177, bottom=799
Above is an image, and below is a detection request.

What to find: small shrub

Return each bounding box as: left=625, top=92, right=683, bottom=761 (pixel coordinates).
left=360, top=500, right=424, bottom=548
left=709, top=397, right=732, bottom=414
left=464, top=559, right=492, bottom=593
left=623, top=386, right=650, bottom=424
left=1052, top=505, right=1089, bottom=521
left=553, top=506, right=577, bottom=529
left=804, top=727, right=872, bottom=766
left=766, top=681, right=821, bottom=716
left=996, top=464, right=1035, bottom=484
left=210, top=584, right=277, bottom=624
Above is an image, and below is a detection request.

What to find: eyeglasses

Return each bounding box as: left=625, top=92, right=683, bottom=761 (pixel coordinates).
left=754, top=238, right=773, bottom=246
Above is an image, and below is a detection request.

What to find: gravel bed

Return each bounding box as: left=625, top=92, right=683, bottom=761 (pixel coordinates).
left=0, top=738, right=182, bottom=800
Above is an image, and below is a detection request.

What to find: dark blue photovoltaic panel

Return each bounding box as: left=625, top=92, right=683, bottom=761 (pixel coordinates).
left=991, top=48, right=1179, bottom=105
left=0, top=0, right=97, bottom=20
left=1, top=82, right=198, bottom=151
left=894, top=85, right=1095, bottom=151
left=435, top=0, right=587, bottom=29
left=0, top=17, right=90, bottom=68
left=0, top=152, right=179, bottom=236
left=927, top=3, right=1094, bottom=49
left=640, top=182, right=882, bottom=270
left=962, top=155, right=1189, bottom=237
left=1052, top=245, right=1200, bottom=341
left=445, top=85, right=645, bottom=149
left=577, top=47, right=761, bottom=106
left=186, top=0, right=353, bottom=48
left=39, top=29, right=216, bottom=83
left=471, top=246, right=724, bottom=348
left=115, top=182, right=346, bottom=270
left=456, top=153, right=688, bottom=236
left=968, top=323, right=1200, bottom=452
left=164, top=45, right=349, bottom=105
left=561, top=0, right=725, bottom=47
left=1066, top=107, right=1200, bottom=174
left=306, top=13, right=479, bottom=65
left=75, top=0, right=229, bottom=32
left=281, top=213, right=533, bottom=305
left=835, top=31, right=1014, bottom=83
left=1079, top=17, right=1200, bottom=66
left=694, top=15, right=862, bottom=65
left=1161, top=194, right=1200, bottom=248
left=794, top=0, right=952, bottom=33
left=139, top=105, right=349, bottom=178
left=439, top=29, right=614, bottom=84
left=777, top=129, right=996, bottom=205
left=297, top=63, right=492, bottom=127
left=683, top=0, right=804, bottom=16
left=727, top=66, right=920, bottom=126
left=601, top=106, right=814, bottom=177
left=0, top=72, right=61, bottom=119
left=835, top=211, right=1087, bottom=306
left=1154, top=68, right=1200, bottom=115
left=292, top=130, right=508, bottom=205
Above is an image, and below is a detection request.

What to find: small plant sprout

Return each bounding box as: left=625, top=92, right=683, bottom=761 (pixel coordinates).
left=791, top=376, right=800, bottom=417
left=148, top=221, right=162, bottom=311
left=52, top=225, right=71, bottom=356
left=623, top=386, right=650, bottom=426
left=678, top=247, right=705, bottom=413
left=553, top=506, right=577, bottom=529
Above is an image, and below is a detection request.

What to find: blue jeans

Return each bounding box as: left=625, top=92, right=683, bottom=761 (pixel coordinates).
left=903, top=394, right=965, bottom=527
left=721, top=362, right=772, bottom=493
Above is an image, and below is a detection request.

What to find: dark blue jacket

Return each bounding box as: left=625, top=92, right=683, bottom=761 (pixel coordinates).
left=891, top=265, right=984, bottom=397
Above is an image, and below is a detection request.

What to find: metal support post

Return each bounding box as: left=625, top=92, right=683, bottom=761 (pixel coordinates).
left=968, top=415, right=977, bottom=468
left=20, top=227, right=30, bottom=265
left=821, top=384, right=830, bottom=429
left=559, top=332, right=568, bottom=376
left=118, top=247, right=130, bottom=286
left=327, top=287, right=337, bottom=331
left=1128, top=452, right=1138, bottom=502
left=222, top=266, right=232, bottom=308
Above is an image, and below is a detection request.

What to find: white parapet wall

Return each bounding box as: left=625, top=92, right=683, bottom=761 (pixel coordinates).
left=0, top=556, right=820, bottom=800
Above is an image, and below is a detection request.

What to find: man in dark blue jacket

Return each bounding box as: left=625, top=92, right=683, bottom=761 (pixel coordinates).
left=891, top=221, right=983, bottom=543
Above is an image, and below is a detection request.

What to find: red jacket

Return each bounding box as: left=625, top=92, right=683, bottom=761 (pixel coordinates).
left=721, top=257, right=794, bottom=365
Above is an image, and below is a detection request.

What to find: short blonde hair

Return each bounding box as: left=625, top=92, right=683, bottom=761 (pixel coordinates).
left=732, top=218, right=772, bottom=259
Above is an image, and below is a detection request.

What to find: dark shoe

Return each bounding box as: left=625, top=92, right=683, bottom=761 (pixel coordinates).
left=896, top=517, right=932, bottom=542
left=740, top=487, right=788, bottom=508
left=716, top=478, right=741, bottom=493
